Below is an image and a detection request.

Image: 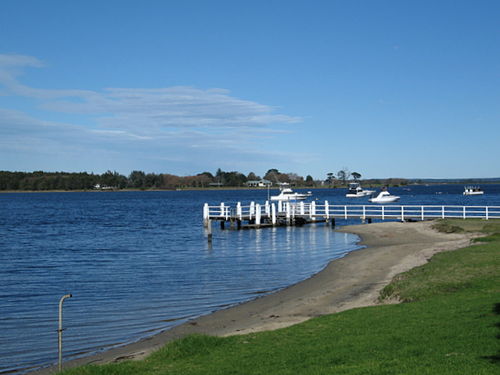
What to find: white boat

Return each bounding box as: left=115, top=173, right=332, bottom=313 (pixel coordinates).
left=369, top=190, right=400, bottom=203
left=270, top=184, right=312, bottom=201
left=463, top=186, right=484, bottom=195
left=346, top=182, right=375, bottom=198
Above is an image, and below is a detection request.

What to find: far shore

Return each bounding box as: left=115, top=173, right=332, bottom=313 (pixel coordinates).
left=2, top=181, right=492, bottom=194
left=32, top=220, right=476, bottom=374
left=1, top=186, right=343, bottom=194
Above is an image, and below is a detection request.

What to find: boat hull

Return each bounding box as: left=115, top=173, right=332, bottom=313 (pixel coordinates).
left=346, top=190, right=375, bottom=198
left=369, top=196, right=400, bottom=203
left=270, top=195, right=308, bottom=201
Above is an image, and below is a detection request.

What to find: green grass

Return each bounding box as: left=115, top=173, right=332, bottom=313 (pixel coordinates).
left=64, top=219, right=500, bottom=375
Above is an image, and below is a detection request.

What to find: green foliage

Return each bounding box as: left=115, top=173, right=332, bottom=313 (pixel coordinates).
left=432, top=218, right=500, bottom=235
left=0, top=170, right=99, bottom=191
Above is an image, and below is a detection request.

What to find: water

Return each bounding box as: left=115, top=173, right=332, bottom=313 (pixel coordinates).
left=1, top=185, right=499, bottom=374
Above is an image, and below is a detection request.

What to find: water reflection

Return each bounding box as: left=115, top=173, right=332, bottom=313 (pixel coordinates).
left=0, top=192, right=358, bottom=374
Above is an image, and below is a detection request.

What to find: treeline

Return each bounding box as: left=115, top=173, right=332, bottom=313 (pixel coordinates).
left=0, top=169, right=409, bottom=191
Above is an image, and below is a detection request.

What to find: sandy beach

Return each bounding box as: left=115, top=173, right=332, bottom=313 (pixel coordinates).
left=35, top=220, right=475, bottom=374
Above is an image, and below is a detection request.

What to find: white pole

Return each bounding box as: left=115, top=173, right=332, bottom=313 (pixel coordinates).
left=325, top=200, right=329, bottom=219
left=203, top=203, right=209, bottom=227
left=311, top=201, right=316, bottom=220
left=442, top=206, right=445, bottom=219
left=486, top=206, right=489, bottom=220
left=58, top=294, right=73, bottom=372
left=236, top=202, right=242, bottom=220
left=256, top=204, right=261, bottom=226
left=421, top=206, right=424, bottom=221
left=271, top=203, right=277, bottom=225
left=220, top=202, right=225, bottom=217
left=300, top=201, right=305, bottom=215
left=401, top=206, right=405, bottom=222
left=382, top=206, right=385, bottom=220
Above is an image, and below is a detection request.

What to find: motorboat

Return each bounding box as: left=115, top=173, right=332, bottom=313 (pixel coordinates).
left=463, top=186, right=484, bottom=195
left=270, top=184, right=312, bottom=201
left=369, top=190, right=400, bottom=203
left=346, top=182, right=375, bottom=198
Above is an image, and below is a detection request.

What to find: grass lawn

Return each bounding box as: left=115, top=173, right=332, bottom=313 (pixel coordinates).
left=64, top=219, right=500, bottom=375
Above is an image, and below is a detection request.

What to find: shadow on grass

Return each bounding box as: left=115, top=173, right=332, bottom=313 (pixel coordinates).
left=482, top=303, right=500, bottom=363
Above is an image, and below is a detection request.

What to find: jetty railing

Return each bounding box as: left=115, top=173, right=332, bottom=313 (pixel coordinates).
left=203, top=201, right=500, bottom=227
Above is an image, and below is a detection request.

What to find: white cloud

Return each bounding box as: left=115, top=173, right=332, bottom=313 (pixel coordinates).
left=0, top=54, right=45, bottom=68
left=0, top=54, right=309, bottom=173
left=0, top=54, right=301, bottom=140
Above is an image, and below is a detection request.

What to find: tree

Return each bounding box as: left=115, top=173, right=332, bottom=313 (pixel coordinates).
left=286, top=173, right=304, bottom=185
left=101, top=171, right=127, bottom=188
left=305, top=175, right=314, bottom=186
left=337, top=168, right=350, bottom=185
left=351, top=172, right=361, bottom=181
left=326, top=172, right=336, bottom=186
left=129, top=170, right=146, bottom=188
left=215, top=168, right=223, bottom=185
left=247, top=172, right=259, bottom=181
left=264, top=169, right=292, bottom=184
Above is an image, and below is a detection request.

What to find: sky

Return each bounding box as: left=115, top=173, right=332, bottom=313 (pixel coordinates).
left=0, top=0, right=499, bottom=180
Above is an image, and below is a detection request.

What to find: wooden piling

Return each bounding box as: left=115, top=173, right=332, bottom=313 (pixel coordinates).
left=207, top=219, right=212, bottom=242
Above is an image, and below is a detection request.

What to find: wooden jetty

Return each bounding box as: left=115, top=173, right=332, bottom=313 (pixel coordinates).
left=203, top=201, right=500, bottom=230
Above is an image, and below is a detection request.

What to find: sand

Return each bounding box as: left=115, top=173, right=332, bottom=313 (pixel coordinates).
left=34, top=220, right=475, bottom=373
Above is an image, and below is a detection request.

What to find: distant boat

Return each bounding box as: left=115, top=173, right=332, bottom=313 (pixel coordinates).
left=345, top=182, right=375, bottom=198
left=270, top=184, right=312, bottom=201
left=369, top=190, right=400, bottom=203
left=463, top=186, right=484, bottom=195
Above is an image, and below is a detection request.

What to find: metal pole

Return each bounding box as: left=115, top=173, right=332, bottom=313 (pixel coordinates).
left=58, top=294, right=72, bottom=372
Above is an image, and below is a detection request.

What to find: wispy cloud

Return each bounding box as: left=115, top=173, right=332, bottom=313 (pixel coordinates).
left=0, top=54, right=301, bottom=138
left=0, top=54, right=309, bottom=173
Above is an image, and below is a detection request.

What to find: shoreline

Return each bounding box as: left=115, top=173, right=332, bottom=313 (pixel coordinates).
left=33, top=220, right=474, bottom=374
left=0, top=186, right=336, bottom=194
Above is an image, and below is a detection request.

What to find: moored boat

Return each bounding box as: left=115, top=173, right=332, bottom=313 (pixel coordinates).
left=270, top=184, right=312, bottom=201
left=346, top=182, right=375, bottom=198
left=463, top=186, right=484, bottom=195
left=369, top=190, right=400, bottom=203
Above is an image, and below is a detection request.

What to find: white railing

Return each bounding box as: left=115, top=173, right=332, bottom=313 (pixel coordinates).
left=204, top=201, right=500, bottom=225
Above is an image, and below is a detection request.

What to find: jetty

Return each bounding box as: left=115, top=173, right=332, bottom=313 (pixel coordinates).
left=203, top=201, right=500, bottom=230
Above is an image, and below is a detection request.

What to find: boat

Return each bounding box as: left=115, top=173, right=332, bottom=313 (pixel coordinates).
left=346, top=182, right=375, bottom=198
left=463, top=186, right=484, bottom=195
left=270, top=184, right=312, bottom=201
left=369, top=190, right=400, bottom=203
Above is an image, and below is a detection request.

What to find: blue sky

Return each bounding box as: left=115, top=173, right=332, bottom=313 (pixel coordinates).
left=1, top=0, right=499, bottom=179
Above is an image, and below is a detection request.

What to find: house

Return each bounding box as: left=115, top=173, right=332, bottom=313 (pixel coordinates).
left=246, top=179, right=272, bottom=187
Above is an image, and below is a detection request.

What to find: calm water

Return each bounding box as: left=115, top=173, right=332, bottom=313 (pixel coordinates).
left=1, top=185, right=500, bottom=373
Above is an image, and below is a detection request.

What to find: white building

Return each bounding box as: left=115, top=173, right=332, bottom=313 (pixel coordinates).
left=246, top=179, right=272, bottom=187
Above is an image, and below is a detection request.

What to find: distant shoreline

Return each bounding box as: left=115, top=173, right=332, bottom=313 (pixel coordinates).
left=2, top=181, right=499, bottom=194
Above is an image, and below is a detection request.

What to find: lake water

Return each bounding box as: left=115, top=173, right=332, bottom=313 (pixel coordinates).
left=1, top=185, right=500, bottom=374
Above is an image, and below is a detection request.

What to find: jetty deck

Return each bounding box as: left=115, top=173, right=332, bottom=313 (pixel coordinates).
left=203, top=201, right=500, bottom=229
